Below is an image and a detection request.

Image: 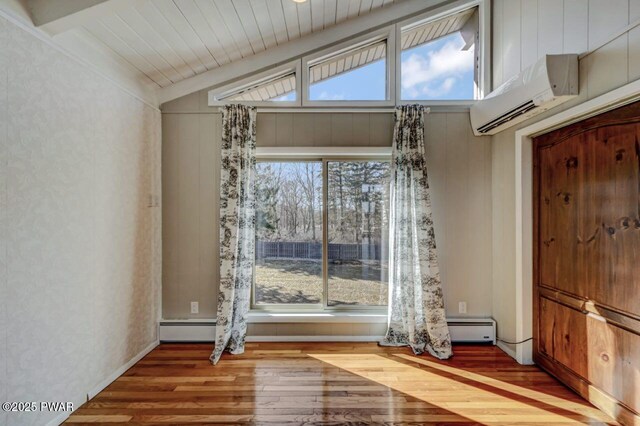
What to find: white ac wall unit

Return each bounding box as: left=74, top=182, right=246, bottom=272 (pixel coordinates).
left=471, top=54, right=579, bottom=136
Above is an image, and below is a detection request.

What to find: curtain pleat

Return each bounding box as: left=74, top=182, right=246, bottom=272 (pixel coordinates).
left=210, top=104, right=257, bottom=365
left=379, top=105, right=453, bottom=360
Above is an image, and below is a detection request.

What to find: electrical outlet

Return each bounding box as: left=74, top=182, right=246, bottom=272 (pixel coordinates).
left=190, top=301, right=199, bottom=314
left=458, top=301, right=467, bottom=314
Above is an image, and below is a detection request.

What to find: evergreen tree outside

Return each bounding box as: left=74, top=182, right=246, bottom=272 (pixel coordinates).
left=254, top=160, right=390, bottom=306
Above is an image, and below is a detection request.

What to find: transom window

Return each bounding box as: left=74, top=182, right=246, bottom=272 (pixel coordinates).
left=207, top=1, right=488, bottom=107
left=254, top=159, right=390, bottom=309
left=401, top=7, right=478, bottom=101
left=222, top=72, right=296, bottom=102
left=207, top=61, right=301, bottom=106
left=307, top=39, right=388, bottom=102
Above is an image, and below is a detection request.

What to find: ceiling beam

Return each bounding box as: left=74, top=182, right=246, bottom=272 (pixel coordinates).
left=29, top=0, right=145, bottom=35
left=157, top=0, right=463, bottom=105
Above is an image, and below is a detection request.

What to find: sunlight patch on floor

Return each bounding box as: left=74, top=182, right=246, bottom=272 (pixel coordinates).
left=309, top=353, right=617, bottom=424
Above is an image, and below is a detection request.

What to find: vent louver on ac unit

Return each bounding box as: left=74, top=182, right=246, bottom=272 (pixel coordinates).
left=471, top=54, right=579, bottom=136
left=476, top=100, right=537, bottom=134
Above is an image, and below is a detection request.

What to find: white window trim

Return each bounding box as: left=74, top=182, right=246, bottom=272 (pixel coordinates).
left=253, top=154, right=392, bottom=313
left=246, top=312, right=388, bottom=323
left=159, top=312, right=388, bottom=324
left=476, top=0, right=492, bottom=99
left=256, top=146, right=392, bottom=158
left=395, top=0, right=491, bottom=106
left=302, top=26, right=396, bottom=107
left=207, top=60, right=302, bottom=107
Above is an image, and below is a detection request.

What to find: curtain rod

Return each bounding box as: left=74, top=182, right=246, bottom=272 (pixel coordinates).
left=215, top=107, right=432, bottom=114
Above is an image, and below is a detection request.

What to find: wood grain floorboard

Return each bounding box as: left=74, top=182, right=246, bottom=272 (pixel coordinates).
left=65, top=343, right=617, bottom=425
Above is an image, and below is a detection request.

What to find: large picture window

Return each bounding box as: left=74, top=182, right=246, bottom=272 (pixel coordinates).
left=254, top=159, right=390, bottom=309
left=254, top=161, right=323, bottom=305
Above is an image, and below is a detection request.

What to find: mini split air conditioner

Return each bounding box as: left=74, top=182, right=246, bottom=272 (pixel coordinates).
left=471, top=54, right=579, bottom=136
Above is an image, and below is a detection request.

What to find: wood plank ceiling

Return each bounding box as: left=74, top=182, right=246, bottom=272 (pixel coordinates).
left=78, top=0, right=403, bottom=89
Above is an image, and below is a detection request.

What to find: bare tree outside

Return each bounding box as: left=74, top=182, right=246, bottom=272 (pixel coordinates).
left=327, top=161, right=390, bottom=306
left=254, top=160, right=390, bottom=306
left=255, top=162, right=323, bottom=304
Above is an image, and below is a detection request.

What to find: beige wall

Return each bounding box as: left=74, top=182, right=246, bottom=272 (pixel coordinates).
left=491, top=0, right=640, bottom=352
left=0, top=15, right=161, bottom=426
left=162, top=98, right=493, bottom=323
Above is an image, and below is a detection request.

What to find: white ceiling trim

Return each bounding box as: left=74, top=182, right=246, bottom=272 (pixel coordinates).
left=29, top=0, right=146, bottom=35
left=157, top=0, right=462, bottom=105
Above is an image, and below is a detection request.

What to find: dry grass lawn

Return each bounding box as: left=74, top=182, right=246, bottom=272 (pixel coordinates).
left=255, top=259, right=387, bottom=306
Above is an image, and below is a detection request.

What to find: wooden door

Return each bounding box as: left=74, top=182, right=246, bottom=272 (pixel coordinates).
left=533, top=101, right=640, bottom=425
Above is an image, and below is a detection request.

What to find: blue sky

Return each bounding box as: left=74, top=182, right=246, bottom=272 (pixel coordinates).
left=310, top=60, right=387, bottom=101
left=400, top=32, right=475, bottom=100
left=276, top=32, right=474, bottom=102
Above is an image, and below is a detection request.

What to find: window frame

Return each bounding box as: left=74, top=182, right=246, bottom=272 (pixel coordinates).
left=252, top=155, right=391, bottom=313
left=207, top=60, right=302, bottom=107
left=396, top=0, right=491, bottom=106
left=301, top=26, right=396, bottom=107
left=206, top=0, right=490, bottom=109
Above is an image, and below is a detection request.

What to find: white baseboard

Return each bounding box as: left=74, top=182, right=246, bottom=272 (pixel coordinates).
left=46, top=339, right=159, bottom=426
left=87, top=340, right=159, bottom=399
left=44, top=392, right=86, bottom=426
left=159, top=323, right=383, bottom=343
left=518, top=340, right=535, bottom=365
left=497, top=340, right=517, bottom=360
left=160, top=317, right=496, bottom=344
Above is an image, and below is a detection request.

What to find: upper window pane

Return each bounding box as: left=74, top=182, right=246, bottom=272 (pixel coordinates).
left=309, top=40, right=387, bottom=101
left=327, top=161, right=390, bottom=306
left=401, top=9, right=477, bottom=100
left=220, top=73, right=296, bottom=102
left=254, top=162, right=323, bottom=304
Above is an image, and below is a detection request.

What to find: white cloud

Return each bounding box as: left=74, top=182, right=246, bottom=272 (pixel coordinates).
left=317, top=90, right=345, bottom=100
left=401, top=36, right=474, bottom=94
left=422, top=77, right=457, bottom=97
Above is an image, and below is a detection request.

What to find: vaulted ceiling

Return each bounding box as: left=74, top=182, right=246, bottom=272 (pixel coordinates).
left=15, top=0, right=455, bottom=104
left=74, top=0, right=402, bottom=89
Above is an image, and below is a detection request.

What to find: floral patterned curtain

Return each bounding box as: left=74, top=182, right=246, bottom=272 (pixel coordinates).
left=379, top=105, right=453, bottom=360
left=210, top=105, right=257, bottom=365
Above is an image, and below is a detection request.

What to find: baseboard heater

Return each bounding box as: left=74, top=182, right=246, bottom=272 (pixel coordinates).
left=159, top=317, right=496, bottom=344
left=447, top=318, right=496, bottom=344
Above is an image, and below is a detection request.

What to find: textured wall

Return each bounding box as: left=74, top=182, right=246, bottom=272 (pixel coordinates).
left=491, top=0, right=640, bottom=352
left=0, top=15, right=161, bottom=426
left=161, top=107, right=493, bottom=323
left=0, top=12, right=7, bottom=426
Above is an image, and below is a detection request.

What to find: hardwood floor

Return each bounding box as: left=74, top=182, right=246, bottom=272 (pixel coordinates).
left=65, top=343, right=617, bottom=425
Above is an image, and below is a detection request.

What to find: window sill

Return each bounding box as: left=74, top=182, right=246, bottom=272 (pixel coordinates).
left=160, top=312, right=388, bottom=324
left=247, top=311, right=388, bottom=324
